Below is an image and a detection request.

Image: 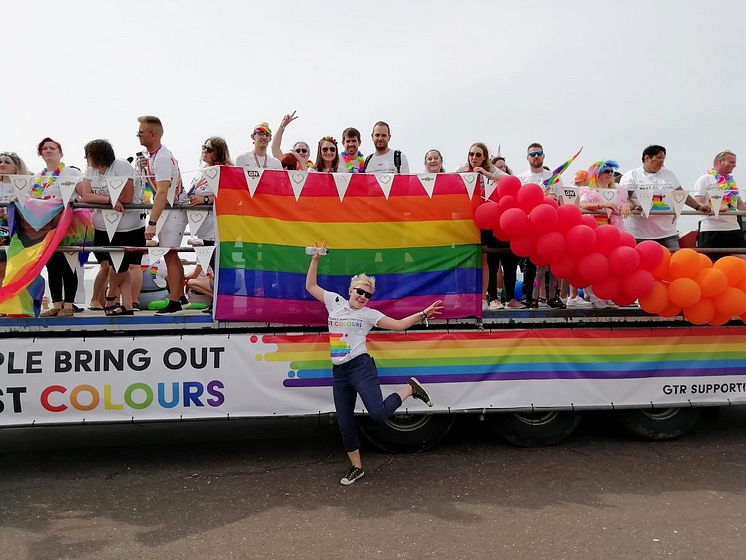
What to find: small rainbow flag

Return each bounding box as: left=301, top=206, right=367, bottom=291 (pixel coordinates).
left=544, top=147, right=583, bottom=188
left=214, top=168, right=482, bottom=324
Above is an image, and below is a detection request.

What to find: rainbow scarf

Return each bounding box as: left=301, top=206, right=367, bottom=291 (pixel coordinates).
left=341, top=151, right=365, bottom=173
left=214, top=168, right=482, bottom=324
left=544, top=147, right=583, bottom=187
left=0, top=203, right=73, bottom=316
left=708, top=169, right=738, bottom=208
left=141, top=159, right=157, bottom=203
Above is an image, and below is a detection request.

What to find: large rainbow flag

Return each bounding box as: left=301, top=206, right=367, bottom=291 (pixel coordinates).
left=214, top=168, right=482, bottom=324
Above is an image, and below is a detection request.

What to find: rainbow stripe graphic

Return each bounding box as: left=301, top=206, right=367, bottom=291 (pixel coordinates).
left=650, top=193, right=672, bottom=212
left=214, top=168, right=482, bottom=324
left=264, top=328, right=746, bottom=387
left=329, top=332, right=352, bottom=359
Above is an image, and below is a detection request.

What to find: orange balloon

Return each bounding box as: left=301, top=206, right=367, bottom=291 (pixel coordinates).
left=659, top=302, right=682, bottom=317
left=668, top=278, right=702, bottom=308
left=670, top=249, right=706, bottom=279
left=713, top=256, right=746, bottom=287
left=698, top=252, right=713, bottom=269
left=709, top=311, right=732, bottom=326
left=651, top=247, right=672, bottom=280
left=683, top=297, right=716, bottom=325
left=713, top=286, right=746, bottom=317
left=696, top=268, right=728, bottom=298
left=639, top=281, right=669, bottom=314
left=736, top=278, right=746, bottom=293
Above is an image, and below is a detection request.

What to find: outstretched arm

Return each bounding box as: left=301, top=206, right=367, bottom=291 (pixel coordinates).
left=377, top=300, right=443, bottom=331
left=271, top=111, right=298, bottom=160
left=305, top=241, right=326, bottom=302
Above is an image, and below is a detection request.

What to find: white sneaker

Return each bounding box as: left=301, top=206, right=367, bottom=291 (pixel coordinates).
left=482, top=300, right=489, bottom=311
left=538, top=300, right=549, bottom=308
left=505, top=300, right=526, bottom=309
left=488, top=300, right=504, bottom=310
left=567, top=297, right=592, bottom=308
left=591, top=300, right=609, bottom=309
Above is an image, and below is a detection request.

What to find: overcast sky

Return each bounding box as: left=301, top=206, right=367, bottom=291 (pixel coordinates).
left=4, top=0, right=745, bottom=216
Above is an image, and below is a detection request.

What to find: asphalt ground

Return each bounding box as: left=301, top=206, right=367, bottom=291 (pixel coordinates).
left=1, top=408, right=745, bottom=560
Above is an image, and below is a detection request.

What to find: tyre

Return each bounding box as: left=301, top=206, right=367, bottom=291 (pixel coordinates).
left=488, top=410, right=582, bottom=447
left=616, top=407, right=701, bottom=441
left=359, top=413, right=454, bottom=453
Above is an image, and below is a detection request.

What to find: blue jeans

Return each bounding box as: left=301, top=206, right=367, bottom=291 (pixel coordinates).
left=333, top=353, right=403, bottom=452
left=636, top=235, right=680, bottom=251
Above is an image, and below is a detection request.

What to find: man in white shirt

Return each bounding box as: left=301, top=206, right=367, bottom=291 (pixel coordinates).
left=362, top=122, right=409, bottom=174
left=620, top=145, right=706, bottom=250
left=517, top=143, right=564, bottom=191
left=694, top=150, right=744, bottom=252
left=235, top=123, right=283, bottom=170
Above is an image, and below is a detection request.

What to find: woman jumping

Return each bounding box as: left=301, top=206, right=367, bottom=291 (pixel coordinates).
left=306, top=242, right=443, bottom=486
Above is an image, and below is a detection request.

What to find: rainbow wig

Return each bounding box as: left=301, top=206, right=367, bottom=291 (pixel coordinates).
left=588, top=160, right=619, bottom=187
left=252, top=122, right=272, bottom=136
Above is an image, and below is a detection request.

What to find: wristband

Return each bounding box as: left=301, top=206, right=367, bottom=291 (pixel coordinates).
left=148, top=220, right=157, bottom=226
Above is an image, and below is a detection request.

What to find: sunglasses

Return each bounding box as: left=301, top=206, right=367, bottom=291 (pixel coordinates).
left=353, top=287, right=372, bottom=299
left=322, top=147, right=337, bottom=153
left=528, top=151, right=544, bottom=158
left=201, top=145, right=215, bottom=153
left=601, top=169, right=615, bottom=175
left=295, top=148, right=309, bottom=154
left=468, top=152, right=484, bottom=158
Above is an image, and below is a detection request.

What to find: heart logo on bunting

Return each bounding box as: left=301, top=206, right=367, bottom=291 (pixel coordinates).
left=149, top=247, right=168, bottom=259
left=379, top=175, right=392, bottom=184
left=12, top=177, right=28, bottom=189
left=11, top=175, right=31, bottom=200
left=601, top=189, right=617, bottom=202
left=332, top=173, right=351, bottom=202
left=673, top=191, right=686, bottom=204
left=109, top=179, right=124, bottom=190
left=291, top=173, right=305, bottom=185
left=204, top=167, right=218, bottom=180
left=458, top=173, right=477, bottom=199
left=106, top=212, right=120, bottom=223
left=190, top=213, right=204, bottom=224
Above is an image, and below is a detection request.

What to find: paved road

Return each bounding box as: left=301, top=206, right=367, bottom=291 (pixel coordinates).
left=1, top=409, right=745, bottom=560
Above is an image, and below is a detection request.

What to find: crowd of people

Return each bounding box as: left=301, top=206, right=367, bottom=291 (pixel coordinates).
left=0, top=111, right=740, bottom=316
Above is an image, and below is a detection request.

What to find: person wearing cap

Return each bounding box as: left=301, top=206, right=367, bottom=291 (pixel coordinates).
left=236, top=123, right=283, bottom=170
left=574, top=170, right=589, bottom=186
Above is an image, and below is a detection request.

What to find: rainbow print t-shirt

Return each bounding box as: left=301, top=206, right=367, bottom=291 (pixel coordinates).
left=323, top=291, right=384, bottom=365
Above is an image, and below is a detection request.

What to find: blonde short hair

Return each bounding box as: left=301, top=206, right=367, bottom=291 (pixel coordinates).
left=349, top=273, right=376, bottom=292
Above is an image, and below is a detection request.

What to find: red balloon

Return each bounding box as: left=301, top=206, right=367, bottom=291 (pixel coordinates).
left=517, top=183, right=545, bottom=213
left=570, top=275, right=592, bottom=289
left=529, top=204, right=559, bottom=235
left=613, top=294, right=638, bottom=307
left=594, top=225, right=622, bottom=256
left=608, top=246, right=641, bottom=276
left=551, top=255, right=579, bottom=279
left=556, top=204, right=583, bottom=234
left=619, top=232, right=636, bottom=248
left=497, top=175, right=521, bottom=199
left=635, top=240, right=665, bottom=271
left=592, top=275, right=622, bottom=301
left=580, top=214, right=599, bottom=229
left=510, top=235, right=536, bottom=258
left=500, top=208, right=529, bottom=237
left=578, top=252, right=609, bottom=282
left=566, top=225, right=597, bottom=257
left=623, top=269, right=655, bottom=299
left=529, top=254, right=551, bottom=267
left=659, top=302, right=683, bottom=318
left=493, top=223, right=509, bottom=242
left=536, top=231, right=566, bottom=262
left=499, top=195, right=518, bottom=211
left=474, top=201, right=501, bottom=229
left=543, top=196, right=559, bottom=209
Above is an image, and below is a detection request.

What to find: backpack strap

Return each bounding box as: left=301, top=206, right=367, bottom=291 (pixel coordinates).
left=394, top=150, right=402, bottom=174
left=363, top=154, right=374, bottom=172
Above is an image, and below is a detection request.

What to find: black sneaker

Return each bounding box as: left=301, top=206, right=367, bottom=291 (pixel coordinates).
left=547, top=297, right=566, bottom=309
left=408, top=377, right=433, bottom=407
left=179, top=295, right=189, bottom=306
left=72, top=304, right=84, bottom=313
left=340, top=466, right=365, bottom=486
left=202, top=304, right=213, bottom=314
left=132, top=301, right=141, bottom=311
left=156, top=300, right=183, bottom=315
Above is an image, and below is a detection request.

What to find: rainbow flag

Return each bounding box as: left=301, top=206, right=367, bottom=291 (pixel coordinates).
left=0, top=203, right=73, bottom=316
left=214, top=168, right=481, bottom=324
left=544, top=147, right=583, bottom=188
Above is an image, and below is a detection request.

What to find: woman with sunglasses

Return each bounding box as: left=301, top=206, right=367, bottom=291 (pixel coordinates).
left=0, top=152, right=33, bottom=244
left=311, top=137, right=340, bottom=173
left=424, top=149, right=446, bottom=173
left=271, top=111, right=313, bottom=169
left=306, top=242, right=443, bottom=485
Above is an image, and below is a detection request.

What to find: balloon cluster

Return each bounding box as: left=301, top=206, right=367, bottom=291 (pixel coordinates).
left=473, top=176, right=664, bottom=308
left=641, top=249, right=746, bottom=325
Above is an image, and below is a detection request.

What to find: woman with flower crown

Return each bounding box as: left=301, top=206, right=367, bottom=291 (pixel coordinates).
left=311, top=137, right=340, bottom=173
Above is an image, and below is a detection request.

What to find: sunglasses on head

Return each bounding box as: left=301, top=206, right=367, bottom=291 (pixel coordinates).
left=322, top=147, right=337, bottom=153
left=295, top=148, right=308, bottom=154
left=528, top=151, right=544, bottom=158
left=468, top=152, right=484, bottom=158
left=353, top=287, right=372, bottom=299
left=201, top=145, right=215, bottom=153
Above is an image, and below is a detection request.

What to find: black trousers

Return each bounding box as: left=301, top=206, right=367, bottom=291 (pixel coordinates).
left=487, top=240, right=518, bottom=302
left=46, top=252, right=78, bottom=304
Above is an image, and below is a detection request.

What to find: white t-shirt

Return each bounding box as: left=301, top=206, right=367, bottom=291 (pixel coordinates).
left=364, top=150, right=410, bottom=174
left=694, top=173, right=740, bottom=232
left=148, top=145, right=187, bottom=204
left=140, top=254, right=168, bottom=290
left=517, top=169, right=564, bottom=191
left=337, top=152, right=365, bottom=174
left=0, top=181, right=13, bottom=203
left=323, top=290, right=385, bottom=365
left=30, top=165, right=82, bottom=200
left=620, top=166, right=680, bottom=239
left=188, top=172, right=216, bottom=240
left=86, top=159, right=144, bottom=232
left=235, top=151, right=283, bottom=170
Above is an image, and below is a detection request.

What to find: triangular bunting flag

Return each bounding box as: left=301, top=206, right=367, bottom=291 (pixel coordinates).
left=110, top=251, right=125, bottom=272
left=63, top=251, right=78, bottom=274
left=103, top=209, right=123, bottom=242
left=244, top=168, right=264, bottom=198
left=148, top=247, right=169, bottom=263
left=194, top=245, right=215, bottom=272
left=374, top=173, right=394, bottom=200
left=459, top=173, right=477, bottom=199
left=287, top=171, right=308, bottom=201
left=187, top=210, right=208, bottom=235
left=166, top=175, right=178, bottom=206
left=104, top=176, right=129, bottom=208
left=58, top=176, right=81, bottom=206
left=10, top=175, right=32, bottom=201
left=636, top=189, right=654, bottom=218
left=332, top=173, right=352, bottom=202
left=202, top=166, right=220, bottom=196
left=484, top=178, right=497, bottom=201
left=155, top=209, right=170, bottom=236
left=561, top=186, right=578, bottom=206
left=707, top=188, right=724, bottom=218
left=416, top=174, right=437, bottom=198
left=669, top=189, right=687, bottom=219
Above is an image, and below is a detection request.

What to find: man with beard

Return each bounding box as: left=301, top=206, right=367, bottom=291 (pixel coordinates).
left=363, top=121, right=409, bottom=174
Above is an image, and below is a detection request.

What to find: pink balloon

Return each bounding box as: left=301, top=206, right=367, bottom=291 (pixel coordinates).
left=500, top=208, right=530, bottom=237
left=619, top=232, right=636, bottom=248
left=594, top=225, right=622, bottom=256
left=517, top=183, right=545, bottom=213
left=623, top=269, right=655, bottom=299
left=510, top=235, right=536, bottom=258
left=581, top=214, right=599, bottom=229
left=551, top=255, right=578, bottom=279
left=635, top=240, right=665, bottom=271
left=543, top=196, right=559, bottom=209
left=497, top=175, right=521, bottom=199
left=474, top=201, right=501, bottom=230
left=578, top=252, right=610, bottom=282
left=566, top=225, right=597, bottom=257
left=536, top=231, right=566, bottom=262
left=608, top=246, right=641, bottom=276
left=556, top=204, right=583, bottom=234
left=529, top=204, right=559, bottom=235
left=592, top=275, right=622, bottom=301
left=499, top=195, right=517, bottom=211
